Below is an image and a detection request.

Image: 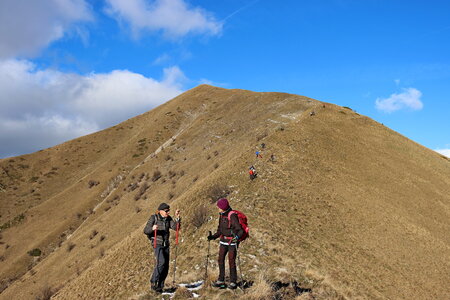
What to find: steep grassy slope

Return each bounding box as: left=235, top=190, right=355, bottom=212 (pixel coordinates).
left=1, top=85, right=449, bottom=299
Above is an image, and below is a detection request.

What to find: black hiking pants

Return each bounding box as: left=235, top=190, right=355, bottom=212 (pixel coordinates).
left=218, top=243, right=238, bottom=283
left=151, top=245, right=170, bottom=288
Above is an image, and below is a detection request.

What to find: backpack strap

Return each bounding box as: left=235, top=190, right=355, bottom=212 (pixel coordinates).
left=227, top=210, right=236, bottom=228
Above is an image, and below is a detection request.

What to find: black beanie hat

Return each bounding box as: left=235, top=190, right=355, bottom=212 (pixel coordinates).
left=158, top=202, right=170, bottom=211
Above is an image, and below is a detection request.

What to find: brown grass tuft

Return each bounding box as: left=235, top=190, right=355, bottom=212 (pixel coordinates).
left=67, top=243, right=75, bottom=252
left=192, top=206, right=208, bottom=228
left=207, top=184, right=230, bottom=203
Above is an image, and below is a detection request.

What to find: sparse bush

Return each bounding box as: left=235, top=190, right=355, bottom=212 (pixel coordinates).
left=206, top=155, right=211, bottom=160
left=179, top=170, right=185, bottom=177
left=76, top=212, right=82, bottom=219
left=193, top=175, right=199, bottom=182
left=27, top=248, right=42, bottom=257
left=213, top=163, right=219, bottom=169
left=67, top=243, right=76, bottom=252
left=138, top=172, right=145, bottom=181
left=132, top=153, right=140, bottom=158
left=104, top=206, right=111, bottom=212
left=99, top=235, right=106, bottom=242
left=192, top=206, right=208, bottom=228
left=152, top=170, right=162, bottom=182
left=128, top=183, right=138, bottom=191
left=168, top=192, right=174, bottom=200
left=168, top=170, right=176, bottom=178
left=134, top=182, right=149, bottom=200
left=89, top=230, right=98, bottom=240
left=165, top=155, right=172, bottom=161
left=35, top=285, right=55, bottom=300
left=214, top=150, right=219, bottom=156
left=207, top=184, right=230, bottom=203
left=99, top=248, right=105, bottom=257
left=30, top=176, right=39, bottom=183
left=256, top=131, right=269, bottom=141
left=135, top=207, right=142, bottom=213
left=88, top=180, right=99, bottom=188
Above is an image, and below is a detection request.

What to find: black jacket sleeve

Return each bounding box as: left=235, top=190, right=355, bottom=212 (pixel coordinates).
left=143, top=214, right=156, bottom=236
left=211, top=216, right=221, bottom=239
left=169, top=216, right=181, bottom=230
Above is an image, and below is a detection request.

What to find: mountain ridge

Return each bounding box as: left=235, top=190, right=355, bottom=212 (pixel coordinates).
left=1, top=85, right=449, bottom=299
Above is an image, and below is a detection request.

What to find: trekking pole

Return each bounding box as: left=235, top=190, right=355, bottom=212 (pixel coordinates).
left=204, top=231, right=212, bottom=283
left=152, top=224, right=160, bottom=290
left=235, top=244, right=245, bottom=291
left=153, top=225, right=158, bottom=249
left=172, top=222, right=180, bottom=286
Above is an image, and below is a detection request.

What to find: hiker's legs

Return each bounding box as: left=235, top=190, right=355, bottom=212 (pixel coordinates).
left=150, top=246, right=166, bottom=285
left=159, top=247, right=170, bottom=288
left=228, top=245, right=237, bottom=283
left=218, top=244, right=228, bottom=282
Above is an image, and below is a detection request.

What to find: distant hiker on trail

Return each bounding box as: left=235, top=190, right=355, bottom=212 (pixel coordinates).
left=144, top=203, right=181, bottom=293
left=249, top=165, right=257, bottom=180
left=255, top=151, right=262, bottom=158
left=207, top=198, right=247, bottom=290
left=310, top=111, right=316, bottom=116
left=270, top=154, right=275, bottom=162
left=260, top=143, right=266, bottom=149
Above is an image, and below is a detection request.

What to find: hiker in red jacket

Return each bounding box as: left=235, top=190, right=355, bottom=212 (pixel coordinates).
left=207, top=198, right=244, bottom=289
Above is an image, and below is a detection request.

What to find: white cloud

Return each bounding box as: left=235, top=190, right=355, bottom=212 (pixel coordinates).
left=153, top=53, right=171, bottom=65
left=0, top=0, right=92, bottom=59
left=0, top=59, right=185, bottom=158
left=375, top=88, right=423, bottom=113
left=435, top=149, right=450, bottom=158
left=105, top=0, right=222, bottom=39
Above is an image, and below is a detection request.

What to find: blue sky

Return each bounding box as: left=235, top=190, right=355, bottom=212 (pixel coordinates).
left=0, top=0, right=449, bottom=158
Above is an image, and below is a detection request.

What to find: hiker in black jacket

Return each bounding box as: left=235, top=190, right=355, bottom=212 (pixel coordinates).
left=144, top=202, right=181, bottom=292
left=207, top=198, right=244, bottom=289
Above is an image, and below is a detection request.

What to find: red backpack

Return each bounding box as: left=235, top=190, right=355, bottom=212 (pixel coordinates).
left=227, top=210, right=249, bottom=242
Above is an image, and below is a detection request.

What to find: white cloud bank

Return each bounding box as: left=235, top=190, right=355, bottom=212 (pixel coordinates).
left=105, top=0, right=222, bottom=38
left=375, top=88, right=423, bottom=113
left=0, top=0, right=92, bottom=59
left=0, top=59, right=185, bottom=158
left=435, top=149, right=450, bottom=158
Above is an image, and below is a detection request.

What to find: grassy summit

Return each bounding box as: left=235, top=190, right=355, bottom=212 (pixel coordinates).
left=1, top=85, right=449, bottom=299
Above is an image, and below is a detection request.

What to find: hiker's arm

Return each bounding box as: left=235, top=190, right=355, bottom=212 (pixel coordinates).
left=230, top=214, right=244, bottom=238
left=170, top=217, right=181, bottom=230
left=170, top=209, right=181, bottom=230
left=143, top=215, right=156, bottom=236
left=211, top=218, right=221, bottom=239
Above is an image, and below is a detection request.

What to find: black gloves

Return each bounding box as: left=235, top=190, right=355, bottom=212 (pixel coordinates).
left=207, top=234, right=215, bottom=241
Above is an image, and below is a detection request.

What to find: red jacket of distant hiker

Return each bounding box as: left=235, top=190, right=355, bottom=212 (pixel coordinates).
left=211, top=208, right=244, bottom=244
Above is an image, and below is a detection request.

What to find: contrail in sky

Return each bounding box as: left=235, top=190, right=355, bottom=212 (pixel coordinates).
left=223, top=0, right=261, bottom=22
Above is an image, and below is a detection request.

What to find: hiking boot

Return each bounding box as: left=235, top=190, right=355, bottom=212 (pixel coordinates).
left=150, top=282, right=158, bottom=291
left=228, top=282, right=238, bottom=289
left=212, top=280, right=226, bottom=288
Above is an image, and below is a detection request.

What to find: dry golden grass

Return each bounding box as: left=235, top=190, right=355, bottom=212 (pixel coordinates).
left=1, top=85, right=449, bottom=300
